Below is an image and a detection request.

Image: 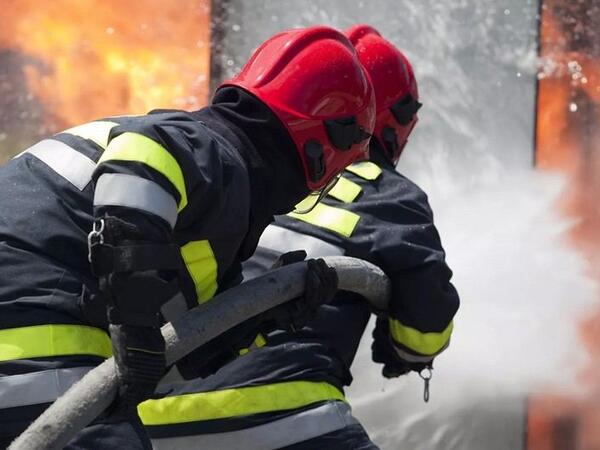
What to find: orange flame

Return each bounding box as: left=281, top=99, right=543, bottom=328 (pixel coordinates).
left=0, top=0, right=211, bottom=130
left=530, top=1, right=600, bottom=449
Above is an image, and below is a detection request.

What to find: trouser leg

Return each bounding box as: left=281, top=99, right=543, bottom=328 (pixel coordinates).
left=65, top=415, right=152, bottom=450
left=0, top=403, right=50, bottom=449
left=0, top=363, right=152, bottom=450
left=0, top=404, right=151, bottom=450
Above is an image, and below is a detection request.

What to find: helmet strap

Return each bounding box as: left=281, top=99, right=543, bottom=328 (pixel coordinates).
left=381, top=126, right=399, bottom=160
left=304, top=140, right=326, bottom=183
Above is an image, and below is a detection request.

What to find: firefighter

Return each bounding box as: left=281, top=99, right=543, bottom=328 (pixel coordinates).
left=140, top=25, right=460, bottom=450
left=0, top=26, right=375, bottom=448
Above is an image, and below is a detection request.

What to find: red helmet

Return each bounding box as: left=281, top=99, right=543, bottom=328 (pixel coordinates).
left=219, top=26, right=376, bottom=191
left=345, top=24, right=421, bottom=164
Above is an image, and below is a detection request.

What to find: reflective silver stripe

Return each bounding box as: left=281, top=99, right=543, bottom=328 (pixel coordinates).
left=0, top=366, right=94, bottom=409
left=393, top=340, right=449, bottom=363
left=22, top=139, right=96, bottom=191
left=94, top=173, right=178, bottom=228
left=151, top=401, right=357, bottom=450
left=258, top=225, right=344, bottom=258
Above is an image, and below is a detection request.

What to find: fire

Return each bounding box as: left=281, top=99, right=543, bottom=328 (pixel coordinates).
left=0, top=0, right=211, bottom=131
left=530, top=1, right=600, bottom=449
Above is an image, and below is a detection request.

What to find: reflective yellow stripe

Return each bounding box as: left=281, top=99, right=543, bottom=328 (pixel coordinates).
left=346, top=161, right=382, bottom=180
left=389, top=318, right=454, bottom=356
left=238, top=333, right=267, bottom=356
left=138, top=381, right=346, bottom=426
left=0, top=325, right=112, bottom=362
left=254, top=333, right=267, bottom=347
left=98, top=132, right=188, bottom=211
left=288, top=203, right=360, bottom=238
left=181, top=240, right=218, bottom=304
left=61, top=121, right=118, bottom=149
left=327, top=176, right=362, bottom=203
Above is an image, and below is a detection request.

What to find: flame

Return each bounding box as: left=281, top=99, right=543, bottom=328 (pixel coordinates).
left=530, top=1, right=600, bottom=449
left=0, top=0, right=211, bottom=130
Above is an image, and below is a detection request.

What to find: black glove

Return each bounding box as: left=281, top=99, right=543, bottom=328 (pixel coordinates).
left=261, top=253, right=338, bottom=332
left=109, top=324, right=166, bottom=414
left=104, top=270, right=178, bottom=415
left=371, top=317, right=430, bottom=378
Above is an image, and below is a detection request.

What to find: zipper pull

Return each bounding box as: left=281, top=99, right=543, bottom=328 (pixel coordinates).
left=419, top=366, right=433, bottom=403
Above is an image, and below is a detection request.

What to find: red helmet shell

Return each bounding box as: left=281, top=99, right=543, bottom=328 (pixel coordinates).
left=345, top=24, right=420, bottom=164
left=219, top=26, right=376, bottom=191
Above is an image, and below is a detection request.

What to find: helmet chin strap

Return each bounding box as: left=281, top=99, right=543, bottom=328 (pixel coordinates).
left=304, top=140, right=326, bottom=184
left=292, top=173, right=341, bottom=214
left=382, top=126, right=399, bottom=160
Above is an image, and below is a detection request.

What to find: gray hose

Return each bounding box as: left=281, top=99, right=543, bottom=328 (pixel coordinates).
left=10, top=256, right=389, bottom=450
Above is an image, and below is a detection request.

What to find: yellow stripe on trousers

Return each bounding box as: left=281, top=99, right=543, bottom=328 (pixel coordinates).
left=138, top=380, right=346, bottom=426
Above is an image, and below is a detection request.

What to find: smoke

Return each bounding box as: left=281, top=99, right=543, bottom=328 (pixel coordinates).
left=347, top=164, right=596, bottom=448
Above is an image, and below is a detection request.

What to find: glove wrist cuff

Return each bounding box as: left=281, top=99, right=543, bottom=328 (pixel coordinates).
left=108, top=306, right=161, bottom=327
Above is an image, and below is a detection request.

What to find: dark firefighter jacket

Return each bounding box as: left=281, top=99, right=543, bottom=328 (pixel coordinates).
left=0, top=87, right=307, bottom=441
left=140, top=143, right=460, bottom=448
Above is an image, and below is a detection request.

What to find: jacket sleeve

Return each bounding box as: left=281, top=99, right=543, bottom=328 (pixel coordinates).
left=91, top=112, right=219, bottom=232
left=89, top=112, right=233, bottom=311
left=357, top=176, right=459, bottom=363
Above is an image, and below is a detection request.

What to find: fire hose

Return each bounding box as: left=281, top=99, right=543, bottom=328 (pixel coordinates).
left=10, top=256, right=390, bottom=450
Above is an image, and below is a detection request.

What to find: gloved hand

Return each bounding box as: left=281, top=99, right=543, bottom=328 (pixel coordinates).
left=261, top=252, right=338, bottom=332
left=109, top=324, right=166, bottom=414
left=371, top=317, right=430, bottom=378
left=102, top=270, right=176, bottom=414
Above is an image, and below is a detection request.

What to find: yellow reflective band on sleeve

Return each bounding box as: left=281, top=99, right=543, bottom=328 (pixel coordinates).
left=288, top=203, right=360, bottom=238
left=327, top=176, right=362, bottom=203
left=138, top=381, right=346, bottom=426
left=389, top=318, right=454, bottom=356
left=61, top=121, right=118, bottom=149
left=98, top=132, right=188, bottom=211
left=181, top=240, right=218, bottom=304
left=346, top=161, right=382, bottom=181
left=0, top=324, right=112, bottom=362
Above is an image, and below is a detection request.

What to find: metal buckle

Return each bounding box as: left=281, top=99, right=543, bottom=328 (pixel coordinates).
left=87, top=219, right=105, bottom=262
